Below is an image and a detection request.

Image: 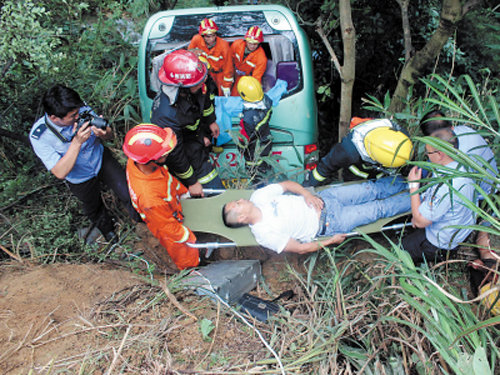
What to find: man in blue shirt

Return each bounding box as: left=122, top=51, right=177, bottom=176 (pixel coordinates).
left=404, top=129, right=476, bottom=264
left=30, top=84, right=140, bottom=241
left=420, top=110, right=497, bottom=195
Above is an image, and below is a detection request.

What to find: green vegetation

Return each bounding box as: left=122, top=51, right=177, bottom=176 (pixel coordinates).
left=0, top=0, right=498, bottom=373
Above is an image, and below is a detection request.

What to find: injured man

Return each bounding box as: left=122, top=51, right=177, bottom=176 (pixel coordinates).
left=222, top=177, right=410, bottom=254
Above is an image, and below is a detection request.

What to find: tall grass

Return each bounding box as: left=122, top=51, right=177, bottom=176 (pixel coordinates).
left=253, top=74, right=500, bottom=374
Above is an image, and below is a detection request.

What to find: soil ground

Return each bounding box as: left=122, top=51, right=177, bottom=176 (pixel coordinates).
left=0, top=245, right=310, bottom=374
left=0, top=229, right=494, bottom=374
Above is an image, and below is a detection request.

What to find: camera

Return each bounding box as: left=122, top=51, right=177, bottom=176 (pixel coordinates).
left=77, top=110, right=109, bottom=130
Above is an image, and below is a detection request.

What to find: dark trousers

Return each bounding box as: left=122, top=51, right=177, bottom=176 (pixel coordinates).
left=172, top=136, right=223, bottom=188
left=67, top=147, right=141, bottom=234
left=401, top=228, right=457, bottom=265
left=242, top=124, right=272, bottom=183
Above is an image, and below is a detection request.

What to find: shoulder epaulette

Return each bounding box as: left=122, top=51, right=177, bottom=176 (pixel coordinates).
left=31, top=123, right=47, bottom=140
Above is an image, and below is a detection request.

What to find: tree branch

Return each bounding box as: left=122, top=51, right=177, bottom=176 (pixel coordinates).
left=462, top=0, right=482, bottom=16
left=1, top=58, right=14, bottom=80
left=0, top=127, right=30, bottom=146
left=315, top=19, right=344, bottom=81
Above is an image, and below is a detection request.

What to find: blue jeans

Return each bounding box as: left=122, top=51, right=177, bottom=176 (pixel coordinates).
left=317, top=176, right=410, bottom=234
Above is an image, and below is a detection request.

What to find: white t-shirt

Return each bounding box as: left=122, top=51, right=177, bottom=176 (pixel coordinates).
left=249, top=184, right=320, bottom=253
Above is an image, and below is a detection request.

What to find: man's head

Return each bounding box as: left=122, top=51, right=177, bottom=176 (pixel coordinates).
left=364, top=126, right=413, bottom=168
left=199, top=18, right=218, bottom=49
left=158, top=49, right=208, bottom=89
left=420, top=110, right=451, bottom=136
left=43, top=84, right=84, bottom=127
left=245, top=26, right=264, bottom=52
left=237, top=76, right=264, bottom=103
left=222, top=199, right=255, bottom=228
left=425, top=128, right=458, bottom=166
left=123, top=124, right=177, bottom=164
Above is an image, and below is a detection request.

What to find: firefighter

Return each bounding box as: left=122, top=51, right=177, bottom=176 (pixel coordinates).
left=237, top=76, right=273, bottom=185
left=123, top=124, right=199, bottom=270
left=231, top=26, right=268, bottom=97
left=305, top=118, right=413, bottom=186
left=188, top=18, right=234, bottom=97
left=151, top=49, right=223, bottom=197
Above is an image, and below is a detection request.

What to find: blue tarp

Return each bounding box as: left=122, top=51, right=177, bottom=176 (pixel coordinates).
left=214, top=79, right=288, bottom=146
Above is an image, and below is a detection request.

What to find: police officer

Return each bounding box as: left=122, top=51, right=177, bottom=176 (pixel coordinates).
left=29, top=84, right=140, bottom=241
left=306, top=117, right=413, bottom=186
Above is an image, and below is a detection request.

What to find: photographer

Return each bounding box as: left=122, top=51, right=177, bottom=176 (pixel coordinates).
left=29, top=84, right=140, bottom=241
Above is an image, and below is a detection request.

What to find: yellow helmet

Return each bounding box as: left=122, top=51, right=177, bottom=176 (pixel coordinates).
left=364, top=127, right=413, bottom=167
left=237, top=76, right=264, bottom=102
left=480, top=283, right=500, bottom=316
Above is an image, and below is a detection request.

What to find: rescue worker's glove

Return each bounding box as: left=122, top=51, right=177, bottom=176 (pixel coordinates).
left=221, top=86, right=231, bottom=97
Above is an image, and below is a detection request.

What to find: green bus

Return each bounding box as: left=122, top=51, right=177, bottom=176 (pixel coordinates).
left=138, top=5, right=318, bottom=185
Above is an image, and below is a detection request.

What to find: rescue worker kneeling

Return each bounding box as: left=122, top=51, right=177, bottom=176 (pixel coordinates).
left=237, top=76, right=273, bottom=185
left=306, top=118, right=413, bottom=186
left=123, top=124, right=199, bottom=270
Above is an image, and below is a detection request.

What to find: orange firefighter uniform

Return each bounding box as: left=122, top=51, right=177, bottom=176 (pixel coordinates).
left=188, top=34, right=234, bottom=96
left=126, top=159, right=199, bottom=270
left=230, top=39, right=268, bottom=96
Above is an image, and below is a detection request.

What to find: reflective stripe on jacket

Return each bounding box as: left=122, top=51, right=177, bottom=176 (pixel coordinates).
left=189, top=34, right=234, bottom=91
left=151, top=85, right=216, bottom=186
left=126, top=159, right=199, bottom=269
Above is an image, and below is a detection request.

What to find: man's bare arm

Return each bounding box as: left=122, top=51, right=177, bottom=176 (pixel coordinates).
left=51, top=123, right=92, bottom=179
left=408, top=166, right=432, bottom=228
left=282, top=234, right=346, bottom=254
left=278, top=181, right=324, bottom=211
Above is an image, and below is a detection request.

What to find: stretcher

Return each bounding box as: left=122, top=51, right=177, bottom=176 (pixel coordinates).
left=182, top=184, right=411, bottom=251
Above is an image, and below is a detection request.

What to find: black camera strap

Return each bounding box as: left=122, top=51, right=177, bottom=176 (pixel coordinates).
left=44, top=115, right=72, bottom=143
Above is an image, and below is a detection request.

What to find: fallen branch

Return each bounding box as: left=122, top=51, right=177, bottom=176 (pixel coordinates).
left=0, top=243, right=24, bottom=263
left=105, top=324, right=132, bottom=375
left=0, top=182, right=63, bottom=212
left=161, top=279, right=198, bottom=321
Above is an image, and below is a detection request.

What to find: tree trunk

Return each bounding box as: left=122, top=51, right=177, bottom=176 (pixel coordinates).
left=389, top=0, right=463, bottom=113
left=338, top=0, right=356, bottom=139
left=395, top=0, right=413, bottom=62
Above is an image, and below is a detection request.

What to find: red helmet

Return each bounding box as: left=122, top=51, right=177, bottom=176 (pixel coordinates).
left=123, top=124, right=177, bottom=164
left=199, top=18, right=218, bottom=35
left=158, top=50, right=208, bottom=87
left=245, top=26, right=264, bottom=44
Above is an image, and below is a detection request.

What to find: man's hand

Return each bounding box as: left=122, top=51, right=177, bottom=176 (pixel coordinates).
left=203, top=136, right=211, bottom=147
left=188, top=182, right=204, bottom=197
left=221, top=86, right=230, bottom=97
left=304, top=192, right=324, bottom=212
left=408, top=166, right=421, bottom=191
left=92, top=125, right=112, bottom=140
left=209, top=122, right=220, bottom=138
left=72, top=121, right=92, bottom=144
left=283, top=233, right=346, bottom=254
left=324, top=233, right=346, bottom=246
